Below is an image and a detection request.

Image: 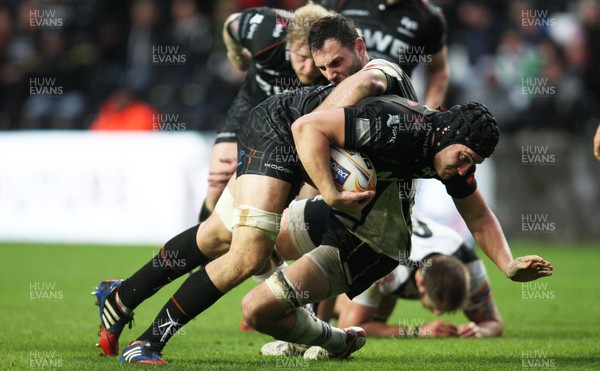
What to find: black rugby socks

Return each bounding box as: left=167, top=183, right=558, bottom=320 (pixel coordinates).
left=118, top=225, right=208, bottom=310
left=137, top=267, right=223, bottom=350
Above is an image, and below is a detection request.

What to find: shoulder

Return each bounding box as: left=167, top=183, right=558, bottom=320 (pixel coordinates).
left=317, top=0, right=357, bottom=13
left=362, top=59, right=404, bottom=75
left=409, top=213, right=465, bottom=260
left=413, top=0, right=446, bottom=22
left=237, top=7, right=290, bottom=47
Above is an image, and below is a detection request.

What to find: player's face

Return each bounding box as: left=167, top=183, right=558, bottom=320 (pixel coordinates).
left=433, top=144, right=484, bottom=180
left=312, top=38, right=365, bottom=85
left=420, top=291, right=443, bottom=316
left=289, top=43, right=321, bottom=85
left=417, top=281, right=444, bottom=316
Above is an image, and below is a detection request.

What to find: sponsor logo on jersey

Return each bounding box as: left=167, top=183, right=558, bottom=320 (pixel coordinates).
left=401, top=17, right=418, bottom=30
left=358, top=28, right=411, bottom=59
left=249, top=14, right=265, bottom=24
left=398, top=16, right=418, bottom=37
left=272, top=19, right=286, bottom=38
left=386, top=114, right=399, bottom=143
left=355, top=118, right=372, bottom=145
left=246, top=14, right=264, bottom=40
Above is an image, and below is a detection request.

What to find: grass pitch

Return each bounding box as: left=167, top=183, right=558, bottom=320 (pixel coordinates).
left=1, top=242, right=599, bottom=370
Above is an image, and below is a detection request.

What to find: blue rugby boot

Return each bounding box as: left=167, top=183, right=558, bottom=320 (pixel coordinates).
left=92, top=280, right=134, bottom=356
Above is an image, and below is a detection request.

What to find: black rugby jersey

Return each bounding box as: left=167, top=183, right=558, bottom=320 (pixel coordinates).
left=234, top=7, right=298, bottom=99
left=318, top=0, right=447, bottom=75
left=218, top=7, right=330, bottom=143
left=245, top=59, right=418, bottom=147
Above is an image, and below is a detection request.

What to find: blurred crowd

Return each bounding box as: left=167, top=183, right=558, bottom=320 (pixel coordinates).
left=0, top=0, right=598, bottom=135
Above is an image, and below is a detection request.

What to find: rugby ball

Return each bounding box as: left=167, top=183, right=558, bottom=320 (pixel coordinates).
left=330, top=146, right=377, bottom=192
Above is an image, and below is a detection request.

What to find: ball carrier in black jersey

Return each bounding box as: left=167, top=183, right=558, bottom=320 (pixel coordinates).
left=241, top=94, right=552, bottom=359
left=317, top=0, right=450, bottom=108
left=94, top=18, right=550, bottom=363
left=93, top=15, right=417, bottom=364
left=200, top=4, right=332, bottom=221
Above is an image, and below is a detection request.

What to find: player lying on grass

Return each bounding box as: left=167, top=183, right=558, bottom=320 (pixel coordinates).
left=259, top=211, right=502, bottom=357
left=240, top=94, right=551, bottom=359
left=335, top=222, right=503, bottom=339
left=93, top=15, right=418, bottom=364
left=324, top=213, right=503, bottom=339
left=199, top=3, right=332, bottom=222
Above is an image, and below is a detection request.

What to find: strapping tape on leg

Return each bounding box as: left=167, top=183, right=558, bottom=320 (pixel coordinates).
left=215, top=187, right=235, bottom=231
left=266, top=270, right=304, bottom=314
left=233, top=205, right=281, bottom=241
left=253, top=248, right=288, bottom=283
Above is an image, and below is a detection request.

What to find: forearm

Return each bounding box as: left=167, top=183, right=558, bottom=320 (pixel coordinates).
left=314, top=70, right=386, bottom=112
left=475, top=320, right=503, bottom=338
left=223, top=14, right=242, bottom=54
left=363, top=322, right=413, bottom=337
left=424, top=48, right=449, bottom=108
left=470, top=213, right=513, bottom=276
left=292, top=116, right=339, bottom=202
left=223, top=13, right=251, bottom=70
left=455, top=191, right=513, bottom=276
left=424, top=68, right=449, bottom=109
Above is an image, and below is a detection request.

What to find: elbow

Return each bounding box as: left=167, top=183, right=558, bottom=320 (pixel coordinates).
left=224, top=13, right=241, bottom=28
left=480, top=319, right=504, bottom=338
left=496, top=319, right=504, bottom=337
left=356, top=70, right=387, bottom=96
left=291, top=116, right=312, bottom=144
left=291, top=116, right=306, bottom=137
left=223, top=13, right=241, bottom=42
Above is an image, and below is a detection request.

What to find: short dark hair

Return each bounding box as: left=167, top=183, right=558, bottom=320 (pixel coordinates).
left=308, top=15, right=359, bottom=53
left=422, top=255, right=470, bottom=313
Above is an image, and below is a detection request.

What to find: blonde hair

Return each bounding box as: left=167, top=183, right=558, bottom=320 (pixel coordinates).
left=287, top=3, right=334, bottom=48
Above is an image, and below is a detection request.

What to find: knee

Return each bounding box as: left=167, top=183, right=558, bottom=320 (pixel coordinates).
left=236, top=251, right=270, bottom=277
left=241, top=290, right=268, bottom=329
left=197, top=215, right=232, bottom=259
left=230, top=232, right=274, bottom=277
left=215, top=248, right=270, bottom=284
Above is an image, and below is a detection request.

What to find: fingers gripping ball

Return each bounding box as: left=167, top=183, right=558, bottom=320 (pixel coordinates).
left=330, top=146, right=377, bottom=192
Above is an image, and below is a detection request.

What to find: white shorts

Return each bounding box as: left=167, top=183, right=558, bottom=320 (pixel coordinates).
left=304, top=244, right=350, bottom=297
left=286, top=198, right=321, bottom=256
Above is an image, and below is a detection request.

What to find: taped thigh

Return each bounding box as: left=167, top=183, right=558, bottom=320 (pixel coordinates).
left=233, top=205, right=281, bottom=241
left=305, top=245, right=350, bottom=298
left=286, top=199, right=317, bottom=255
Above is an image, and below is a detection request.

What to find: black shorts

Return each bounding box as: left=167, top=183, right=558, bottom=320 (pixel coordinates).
left=321, top=217, right=399, bottom=299
left=236, top=103, right=305, bottom=204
